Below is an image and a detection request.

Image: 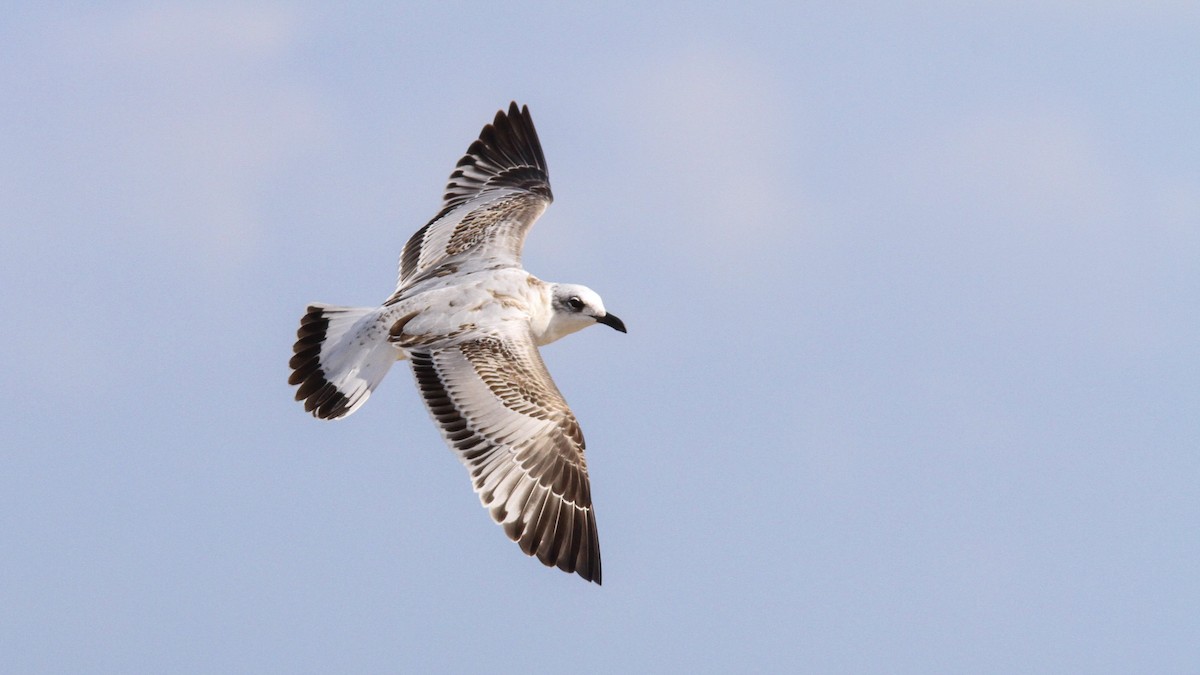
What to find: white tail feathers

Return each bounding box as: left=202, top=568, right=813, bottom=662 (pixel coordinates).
left=288, top=304, right=397, bottom=419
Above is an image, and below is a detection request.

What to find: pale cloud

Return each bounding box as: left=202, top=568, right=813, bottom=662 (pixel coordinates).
left=894, top=105, right=1125, bottom=242
left=920, top=0, right=1199, bottom=21
left=894, top=102, right=1198, bottom=272
left=886, top=101, right=1199, bottom=356
left=0, top=4, right=327, bottom=398
left=30, top=4, right=326, bottom=269
left=620, top=49, right=810, bottom=262
left=96, top=4, right=300, bottom=61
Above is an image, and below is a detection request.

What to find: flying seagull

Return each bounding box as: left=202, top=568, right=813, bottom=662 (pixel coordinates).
left=288, top=103, right=624, bottom=584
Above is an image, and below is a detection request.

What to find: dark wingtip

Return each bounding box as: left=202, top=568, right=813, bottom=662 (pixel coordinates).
left=581, top=562, right=602, bottom=585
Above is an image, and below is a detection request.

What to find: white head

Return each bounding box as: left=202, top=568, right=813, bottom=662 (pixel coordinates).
left=543, top=283, right=627, bottom=344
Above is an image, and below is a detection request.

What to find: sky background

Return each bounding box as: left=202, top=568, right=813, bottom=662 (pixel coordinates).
left=3, top=2, right=1198, bottom=672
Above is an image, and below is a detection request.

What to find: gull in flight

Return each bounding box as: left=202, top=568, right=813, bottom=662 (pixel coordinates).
left=288, top=103, right=624, bottom=584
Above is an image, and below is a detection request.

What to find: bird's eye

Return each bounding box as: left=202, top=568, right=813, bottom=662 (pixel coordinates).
left=567, top=296, right=585, bottom=311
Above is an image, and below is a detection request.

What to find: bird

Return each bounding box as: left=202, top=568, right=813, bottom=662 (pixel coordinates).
left=288, top=102, right=624, bottom=584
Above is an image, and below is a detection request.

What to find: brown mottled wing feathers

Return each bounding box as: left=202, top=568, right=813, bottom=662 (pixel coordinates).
left=397, top=103, right=552, bottom=288
left=409, top=332, right=601, bottom=584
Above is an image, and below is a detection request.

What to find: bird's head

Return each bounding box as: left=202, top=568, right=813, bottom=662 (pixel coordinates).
left=544, top=283, right=626, bottom=343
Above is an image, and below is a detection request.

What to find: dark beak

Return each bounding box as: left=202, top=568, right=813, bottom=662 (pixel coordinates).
left=597, top=312, right=627, bottom=333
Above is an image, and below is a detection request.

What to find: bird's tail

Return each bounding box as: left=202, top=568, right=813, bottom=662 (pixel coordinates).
left=288, top=303, right=397, bottom=419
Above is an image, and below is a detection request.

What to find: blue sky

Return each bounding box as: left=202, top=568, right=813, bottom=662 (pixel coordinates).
left=2, top=2, right=1198, bottom=672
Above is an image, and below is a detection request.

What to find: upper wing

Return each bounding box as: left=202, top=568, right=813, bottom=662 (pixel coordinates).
left=395, top=103, right=553, bottom=291
left=407, top=328, right=601, bottom=584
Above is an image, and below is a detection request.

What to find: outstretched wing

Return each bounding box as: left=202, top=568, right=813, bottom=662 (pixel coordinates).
left=395, top=103, right=553, bottom=292
left=408, top=329, right=601, bottom=584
